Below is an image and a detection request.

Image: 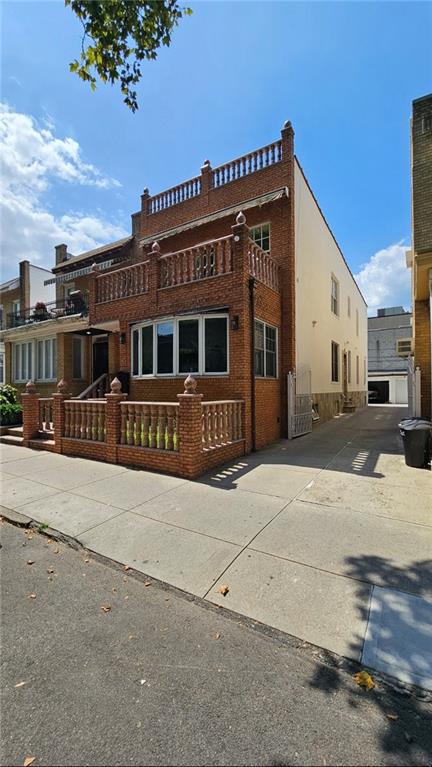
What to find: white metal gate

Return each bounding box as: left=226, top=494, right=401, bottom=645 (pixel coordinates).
left=287, top=365, right=313, bottom=439
left=407, top=356, right=421, bottom=416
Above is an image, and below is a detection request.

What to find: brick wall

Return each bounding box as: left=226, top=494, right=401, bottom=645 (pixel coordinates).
left=414, top=299, right=431, bottom=418
left=412, top=95, right=432, bottom=255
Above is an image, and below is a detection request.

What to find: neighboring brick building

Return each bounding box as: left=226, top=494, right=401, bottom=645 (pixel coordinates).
left=2, top=122, right=367, bottom=458
left=0, top=262, right=54, bottom=385
left=368, top=307, right=412, bottom=404
left=407, top=93, right=432, bottom=419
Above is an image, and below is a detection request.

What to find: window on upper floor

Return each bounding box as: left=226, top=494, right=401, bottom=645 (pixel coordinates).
left=254, top=320, right=278, bottom=378
left=331, top=341, right=340, bottom=383
left=12, top=300, right=20, bottom=316
left=250, top=223, right=270, bottom=252
left=131, top=314, right=228, bottom=377
left=347, top=296, right=351, bottom=317
left=331, top=276, right=339, bottom=316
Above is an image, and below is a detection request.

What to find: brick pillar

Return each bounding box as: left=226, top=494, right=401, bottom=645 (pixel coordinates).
left=52, top=379, right=70, bottom=454
left=231, top=211, right=249, bottom=273
left=200, top=160, right=212, bottom=203
left=140, top=187, right=150, bottom=235
left=105, top=377, right=126, bottom=463
left=88, top=263, right=99, bottom=323
left=177, top=375, right=203, bottom=479
left=19, top=261, right=30, bottom=311
left=149, top=241, right=160, bottom=298
left=21, top=381, right=40, bottom=446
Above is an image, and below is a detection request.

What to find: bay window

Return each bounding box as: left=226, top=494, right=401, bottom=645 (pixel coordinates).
left=131, top=314, right=229, bottom=377
left=254, top=320, right=277, bottom=378
left=13, top=337, right=57, bottom=383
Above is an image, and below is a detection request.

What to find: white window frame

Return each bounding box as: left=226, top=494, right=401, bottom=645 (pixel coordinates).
left=72, top=335, right=85, bottom=380
left=331, top=275, right=339, bottom=316
left=0, top=349, right=4, bottom=384
left=36, top=337, right=57, bottom=382
left=254, top=319, right=278, bottom=379
left=12, top=299, right=20, bottom=316
left=13, top=341, right=33, bottom=383
left=331, top=341, right=340, bottom=383
left=250, top=222, right=271, bottom=253
left=131, top=314, right=229, bottom=378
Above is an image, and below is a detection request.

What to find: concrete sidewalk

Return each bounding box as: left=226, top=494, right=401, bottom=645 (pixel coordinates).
left=1, top=406, right=431, bottom=689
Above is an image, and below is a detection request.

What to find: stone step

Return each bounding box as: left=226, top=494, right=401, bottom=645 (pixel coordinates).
left=0, top=434, right=24, bottom=446
left=7, top=426, right=23, bottom=436
left=28, top=439, right=56, bottom=452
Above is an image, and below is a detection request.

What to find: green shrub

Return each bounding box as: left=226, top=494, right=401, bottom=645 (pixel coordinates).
left=0, top=402, right=23, bottom=425
left=0, top=384, right=19, bottom=405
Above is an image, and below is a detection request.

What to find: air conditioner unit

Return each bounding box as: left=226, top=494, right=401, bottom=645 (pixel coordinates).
left=397, top=338, right=413, bottom=357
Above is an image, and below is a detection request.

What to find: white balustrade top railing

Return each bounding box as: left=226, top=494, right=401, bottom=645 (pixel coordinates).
left=212, top=141, right=282, bottom=188
left=96, top=261, right=149, bottom=303
left=159, top=235, right=233, bottom=288
left=148, top=177, right=201, bottom=215
left=248, top=240, right=279, bottom=292
left=202, top=400, right=243, bottom=449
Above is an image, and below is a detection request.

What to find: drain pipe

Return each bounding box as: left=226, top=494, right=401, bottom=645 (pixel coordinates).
left=249, top=277, right=257, bottom=452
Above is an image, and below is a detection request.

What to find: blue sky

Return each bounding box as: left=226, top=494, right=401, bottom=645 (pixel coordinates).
left=1, top=1, right=431, bottom=311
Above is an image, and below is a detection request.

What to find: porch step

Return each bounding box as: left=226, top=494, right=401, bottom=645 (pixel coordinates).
left=28, top=439, right=56, bottom=452
left=0, top=434, right=24, bottom=446
left=7, top=426, right=23, bottom=436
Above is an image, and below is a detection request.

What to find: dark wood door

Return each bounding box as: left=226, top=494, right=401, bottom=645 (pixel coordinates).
left=92, top=340, right=108, bottom=380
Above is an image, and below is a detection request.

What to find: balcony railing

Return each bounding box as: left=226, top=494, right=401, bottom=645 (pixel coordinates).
left=248, top=241, right=279, bottom=291
left=95, top=261, right=149, bottom=304
left=6, top=293, right=88, bottom=328
left=159, top=235, right=233, bottom=289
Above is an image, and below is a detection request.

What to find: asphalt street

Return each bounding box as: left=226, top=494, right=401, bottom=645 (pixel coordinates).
left=1, top=520, right=431, bottom=767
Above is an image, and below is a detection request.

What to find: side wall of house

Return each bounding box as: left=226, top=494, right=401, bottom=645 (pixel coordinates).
left=294, top=160, right=368, bottom=422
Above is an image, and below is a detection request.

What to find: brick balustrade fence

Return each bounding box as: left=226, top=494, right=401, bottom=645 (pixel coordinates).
left=21, top=376, right=245, bottom=479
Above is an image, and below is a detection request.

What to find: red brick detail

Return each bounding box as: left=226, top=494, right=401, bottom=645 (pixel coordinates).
left=177, top=393, right=204, bottom=478
left=105, top=392, right=125, bottom=463
left=21, top=391, right=40, bottom=445
left=52, top=392, right=69, bottom=454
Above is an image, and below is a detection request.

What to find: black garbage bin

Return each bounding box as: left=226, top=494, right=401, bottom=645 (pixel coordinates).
left=399, top=418, right=432, bottom=469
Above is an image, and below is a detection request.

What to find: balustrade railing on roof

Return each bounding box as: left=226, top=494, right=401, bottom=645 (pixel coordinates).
left=95, top=261, right=149, bottom=303
left=148, top=177, right=201, bottom=215
left=159, top=235, right=233, bottom=289
left=212, top=141, right=282, bottom=189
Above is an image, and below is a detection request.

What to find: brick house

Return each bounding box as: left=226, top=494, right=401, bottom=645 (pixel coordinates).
left=2, top=122, right=367, bottom=474
left=406, top=93, right=432, bottom=419
left=0, top=261, right=55, bottom=385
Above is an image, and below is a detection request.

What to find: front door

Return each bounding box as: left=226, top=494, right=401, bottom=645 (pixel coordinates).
left=92, top=338, right=109, bottom=380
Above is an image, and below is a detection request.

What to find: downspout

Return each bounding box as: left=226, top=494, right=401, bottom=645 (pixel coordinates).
left=249, top=277, right=256, bottom=452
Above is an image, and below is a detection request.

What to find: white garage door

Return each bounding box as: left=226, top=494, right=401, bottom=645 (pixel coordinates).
left=395, top=377, right=408, bottom=404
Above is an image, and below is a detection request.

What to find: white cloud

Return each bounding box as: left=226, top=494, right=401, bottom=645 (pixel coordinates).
left=354, top=241, right=412, bottom=316
left=0, top=102, right=128, bottom=280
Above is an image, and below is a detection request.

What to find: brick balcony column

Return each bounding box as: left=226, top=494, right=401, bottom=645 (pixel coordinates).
left=200, top=160, right=212, bottom=203
left=21, top=380, right=40, bottom=446
left=231, top=211, right=250, bottom=274
left=52, top=379, right=71, bottom=454
left=105, top=377, right=126, bottom=463
left=149, top=240, right=161, bottom=296
left=177, top=375, right=203, bottom=479
left=140, top=187, right=150, bottom=235
left=88, top=262, right=100, bottom=322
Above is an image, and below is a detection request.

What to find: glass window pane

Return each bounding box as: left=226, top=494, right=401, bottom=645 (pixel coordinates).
left=14, top=345, right=19, bottom=381
left=37, top=341, right=43, bottom=380
left=27, top=342, right=32, bottom=380
left=178, top=319, right=199, bottom=374
left=254, top=320, right=264, bottom=376
left=157, top=321, right=174, bottom=374
left=132, top=329, right=139, bottom=376
left=141, top=325, right=153, bottom=375
left=72, top=338, right=82, bottom=379
left=44, top=340, right=50, bottom=379
left=265, top=325, right=276, bottom=377
left=52, top=339, right=57, bottom=380
left=205, top=317, right=227, bottom=373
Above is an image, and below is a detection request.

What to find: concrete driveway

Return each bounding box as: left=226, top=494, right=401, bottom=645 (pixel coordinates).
left=1, top=406, right=431, bottom=689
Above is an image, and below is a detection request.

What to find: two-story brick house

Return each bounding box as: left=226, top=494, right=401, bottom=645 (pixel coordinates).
left=3, top=121, right=367, bottom=467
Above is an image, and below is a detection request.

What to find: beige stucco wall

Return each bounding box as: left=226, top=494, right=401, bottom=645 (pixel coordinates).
left=294, top=159, right=368, bottom=396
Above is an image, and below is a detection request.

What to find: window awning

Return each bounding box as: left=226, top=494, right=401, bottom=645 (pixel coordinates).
left=44, top=258, right=119, bottom=286
left=140, top=187, right=288, bottom=246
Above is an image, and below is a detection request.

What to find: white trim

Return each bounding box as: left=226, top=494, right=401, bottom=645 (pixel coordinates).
left=131, top=313, right=229, bottom=378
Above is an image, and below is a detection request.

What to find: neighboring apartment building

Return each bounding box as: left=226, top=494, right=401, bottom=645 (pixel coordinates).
left=406, top=93, right=432, bottom=419
left=0, top=261, right=55, bottom=385
left=1, top=122, right=367, bottom=450
left=368, top=307, right=412, bottom=404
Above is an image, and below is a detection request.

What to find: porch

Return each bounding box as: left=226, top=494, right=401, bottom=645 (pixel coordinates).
left=20, top=375, right=245, bottom=480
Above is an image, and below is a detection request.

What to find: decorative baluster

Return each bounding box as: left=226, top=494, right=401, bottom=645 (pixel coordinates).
left=158, top=406, right=167, bottom=450
left=126, top=404, right=134, bottom=445
left=120, top=404, right=126, bottom=444
left=149, top=406, right=158, bottom=449
left=132, top=404, right=139, bottom=446
left=218, top=404, right=225, bottom=444
left=142, top=405, right=150, bottom=447
left=223, top=402, right=229, bottom=443
left=166, top=406, right=175, bottom=451
left=201, top=405, right=208, bottom=448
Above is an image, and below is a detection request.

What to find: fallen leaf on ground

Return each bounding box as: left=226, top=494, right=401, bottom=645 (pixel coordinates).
left=354, top=670, right=375, bottom=690
left=128, top=634, right=138, bottom=640
left=123, top=565, right=130, bottom=571
left=112, top=587, right=117, bottom=593
left=28, top=593, right=37, bottom=599
left=214, top=632, right=221, bottom=640
left=54, top=548, right=60, bottom=554
left=26, top=560, right=34, bottom=566
left=100, top=605, right=111, bottom=613
left=144, top=581, right=152, bottom=587
left=14, top=681, right=27, bottom=688
left=47, top=539, right=53, bottom=544
left=218, top=585, right=229, bottom=596
left=23, top=758, right=36, bottom=767
left=84, top=559, right=90, bottom=563
left=47, top=566, right=54, bottom=574
left=124, top=595, right=129, bottom=600
left=387, top=713, right=399, bottom=721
